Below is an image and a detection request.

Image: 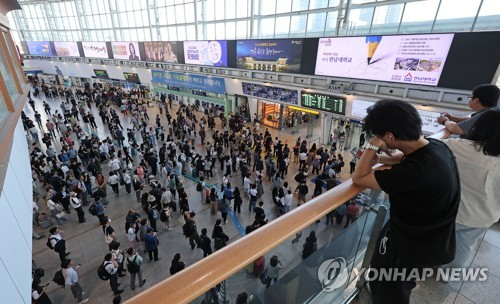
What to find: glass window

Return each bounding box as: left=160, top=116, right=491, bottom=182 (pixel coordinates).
left=206, top=23, right=215, bottom=40
left=292, top=0, right=309, bottom=12
left=371, top=4, right=403, bottom=35
left=160, top=27, right=169, bottom=40
left=399, top=0, right=439, bottom=34
left=215, top=3, right=225, bottom=20
left=167, top=6, right=177, bottom=24
left=324, top=11, right=338, bottom=36
left=216, top=22, right=225, bottom=39
left=276, top=0, right=292, bottom=14
left=307, top=12, right=326, bottom=37
left=225, top=0, right=236, bottom=19
left=177, top=25, right=186, bottom=41
left=176, top=5, right=185, bottom=23
left=275, top=16, right=290, bottom=37
left=260, top=0, right=276, bottom=16
left=348, top=7, right=373, bottom=36
left=475, top=0, right=500, bottom=31
left=169, top=27, right=177, bottom=41
left=236, top=21, right=248, bottom=39
left=205, top=0, right=215, bottom=21
left=236, top=0, right=248, bottom=18
left=433, top=0, right=481, bottom=32
left=93, top=15, right=102, bottom=29
left=289, top=14, right=307, bottom=37
left=158, top=7, right=167, bottom=25
left=259, top=18, right=275, bottom=38
left=309, top=0, right=329, bottom=10
left=186, top=25, right=196, bottom=40
left=2, top=32, right=23, bottom=87
left=225, top=21, right=236, bottom=39
left=185, top=2, right=195, bottom=22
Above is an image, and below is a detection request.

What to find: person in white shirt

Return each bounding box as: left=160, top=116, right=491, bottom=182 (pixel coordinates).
left=243, top=175, right=251, bottom=197
left=283, top=189, right=293, bottom=213
left=442, top=109, right=500, bottom=268
left=49, top=226, right=70, bottom=262
left=104, top=253, right=124, bottom=295
left=45, top=196, right=67, bottom=225
left=108, top=172, right=120, bottom=195
left=122, top=170, right=132, bottom=194
left=125, top=247, right=146, bottom=290
left=61, top=259, right=89, bottom=304
left=69, top=192, right=86, bottom=223
left=108, top=156, right=121, bottom=174
left=299, top=152, right=307, bottom=171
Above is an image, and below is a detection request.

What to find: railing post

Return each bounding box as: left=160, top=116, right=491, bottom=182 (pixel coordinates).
left=355, top=205, right=387, bottom=289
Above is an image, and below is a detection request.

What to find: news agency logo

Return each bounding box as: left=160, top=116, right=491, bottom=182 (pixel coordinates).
left=317, top=256, right=489, bottom=292
left=318, top=257, right=349, bottom=291
left=403, top=73, right=413, bottom=82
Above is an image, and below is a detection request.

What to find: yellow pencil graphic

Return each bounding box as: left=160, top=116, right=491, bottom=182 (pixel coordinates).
left=365, top=36, right=382, bottom=65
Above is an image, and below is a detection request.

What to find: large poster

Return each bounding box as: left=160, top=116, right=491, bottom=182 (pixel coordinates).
left=54, top=42, right=80, bottom=57
left=27, top=41, right=53, bottom=55
left=315, top=34, right=455, bottom=86
left=144, top=41, right=178, bottom=63
left=242, top=82, right=298, bottom=104
left=183, top=40, right=227, bottom=66
left=111, top=42, right=141, bottom=60
left=82, top=42, right=109, bottom=58
left=151, top=70, right=226, bottom=94
left=236, top=39, right=303, bottom=73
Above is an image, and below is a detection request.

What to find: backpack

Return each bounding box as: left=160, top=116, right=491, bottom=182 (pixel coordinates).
left=151, top=209, right=159, bottom=221
left=97, top=262, right=112, bottom=280
left=88, top=204, right=97, bottom=216
left=160, top=209, right=169, bottom=222
left=52, top=269, right=65, bottom=287
left=223, top=188, right=233, bottom=199
left=46, top=237, right=57, bottom=250
left=299, top=184, right=309, bottom=195
left=196, top=182, right=202, bottom=192
left=126, top=256, right=140, bottom=274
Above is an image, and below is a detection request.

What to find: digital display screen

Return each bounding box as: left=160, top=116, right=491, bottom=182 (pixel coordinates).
left=167, top=86, right=180, bottom=91
left=301, top=92, right=346, bottom=115
left=27, top=41, right=53, bottom=55
left=315, top=34, right=455, bottom=86
left=82, top=42, right=109, bottom=58
left=183, top=40, right=228, bottom=66
left=144, top=41, right=179, bottom=63
left=192, top=90, right=207, bottom=97
left=94, top=69, right=109, bottom=79
left=236, top=39, right=303, bottom=73
left=123, top=72, right=140, bottom=84
left=111, top=42, right=141, bottom=60
left=351, top=99, right=375, bottom=118
left=54, top=42, right=80, bottom=57
left=242, top=82, right=298, bottom=104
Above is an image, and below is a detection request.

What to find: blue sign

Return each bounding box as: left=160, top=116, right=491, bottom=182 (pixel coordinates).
left=151, top=70, right=226, bottom=94
left=27, top=41, right=53, bottom=55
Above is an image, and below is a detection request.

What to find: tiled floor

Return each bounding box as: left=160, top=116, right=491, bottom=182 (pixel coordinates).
left=28, top=88, right=500, bottom=304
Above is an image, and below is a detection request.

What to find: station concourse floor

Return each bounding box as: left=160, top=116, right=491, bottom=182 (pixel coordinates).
left=26, top=89, right=500, bottom=304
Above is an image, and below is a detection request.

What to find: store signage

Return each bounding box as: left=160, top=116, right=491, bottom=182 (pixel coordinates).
left=301, top=92, right=346, bottom=115
left=151, top=70, right=225, bottom=94
left=315, top=34, right=454, bottom=86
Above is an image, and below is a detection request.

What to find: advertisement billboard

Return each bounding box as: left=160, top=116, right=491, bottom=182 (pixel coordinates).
left=183, top=40, right=227, bottom=66
left=242, top=82, right=298, bottom=104
left=94, top=69, right=109, bottom=79
left=301, top=92, right=346, bottom=115
left=111, top=42, right=141, bottom=60
left=351, top=99, right=375, bottom=119
left=27, top=41, right=53, bottom=55
left=315, top=34, right=455, bottom=86
left=54, top=42, right=80, bottom=57
left=151, top=70, right=226, bottom=94
left=82, top=42, right=109, bottom=58
left=144, top=41, right=179, bottom=63
left=237, top=39, right=303, bottom=73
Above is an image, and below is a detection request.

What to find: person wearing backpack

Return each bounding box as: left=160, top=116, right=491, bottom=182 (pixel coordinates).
left=125, top=247, right=146, bottom=290
left=170, top=253, right=186, bottom=275
left=47, top=227, right=70, bottom=262
left=103, top=253, right=124, bottom=295
left=61, top=259, right=89, bottom=303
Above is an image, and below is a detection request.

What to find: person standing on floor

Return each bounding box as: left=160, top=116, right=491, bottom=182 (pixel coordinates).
left=103, top=253, right=124, bottom=296
left=61, top=259, right=89, bottom=304
left=48, top=227, right=70, bottom=262
left=352, top=99, right=460, bottom=304
left=199, top=228, right=212, bottom=257
left=212, top=219, right=230, bottom=251
left=169, top=253, right=186, bottom=275
left=69, top=192, right=86, bottom=223
left=111, top=242, right=126, bottom=277
left=32, top=277, right=53, bottom=304
left=144, top=228, right=159, bottom=262
left=265, top=255, right=282, bottom=288
left=125, top=247, right=146, bottom=290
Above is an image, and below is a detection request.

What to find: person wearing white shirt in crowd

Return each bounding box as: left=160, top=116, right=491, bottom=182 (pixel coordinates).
left=243, top=175, right=251, bottom=197
left=283, top=189, right=293, bottom=213
left=45, top=195, right=67, bottom=225
left=108, top=156, right=121, bottom=175
left=127, top=222, right=141, bottom=252
left=100, top=143, right=109, bottom=160
left=108, top=172, right=120, bottom=196
left=122, top=170, right=132, bottom=194
left=61, top=259, right=89, bottom=304
left=69, top=192, right=86, bottom=223
left=299, top=152, right=307, bottom=171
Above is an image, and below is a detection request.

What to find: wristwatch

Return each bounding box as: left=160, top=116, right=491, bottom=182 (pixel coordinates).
left=365, top=143, right=381, bottom=151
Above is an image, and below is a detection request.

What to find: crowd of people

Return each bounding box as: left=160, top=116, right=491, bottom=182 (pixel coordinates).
left=27, top=81, right=357, bottom=304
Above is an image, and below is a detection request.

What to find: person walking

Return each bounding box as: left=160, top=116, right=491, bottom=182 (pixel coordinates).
left=125, top=247, right=146, bottom=290
left=61, top=259, right=89, bottom=304
left=48, top=227, right=70, bottom=262
left=103, top=253, right=124, bottom=295
left=144, top=228, right=159, bottom=262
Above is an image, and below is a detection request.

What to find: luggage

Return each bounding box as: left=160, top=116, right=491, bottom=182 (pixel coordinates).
left=253, top=256, right=265, bottom=278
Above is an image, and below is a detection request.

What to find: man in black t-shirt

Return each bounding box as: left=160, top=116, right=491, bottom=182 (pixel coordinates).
left=352, top=100, right=460, bottom=304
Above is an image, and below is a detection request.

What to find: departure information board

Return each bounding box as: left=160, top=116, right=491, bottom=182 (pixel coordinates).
left=301, top=92, right=346, bottom=115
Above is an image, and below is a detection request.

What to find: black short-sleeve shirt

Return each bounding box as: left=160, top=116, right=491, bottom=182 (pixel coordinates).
left=374, top=138, right=460, bottom=267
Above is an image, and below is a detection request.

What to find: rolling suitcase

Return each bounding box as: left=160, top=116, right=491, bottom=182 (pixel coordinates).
left=253, top=256, right=265, bottom=278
